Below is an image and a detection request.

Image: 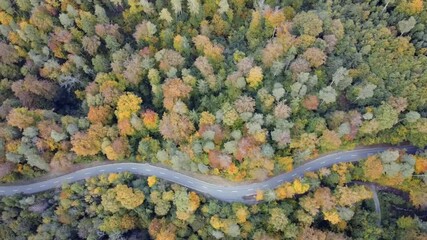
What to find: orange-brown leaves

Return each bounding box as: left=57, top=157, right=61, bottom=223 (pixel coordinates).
left=199, top=124, right=224, bottom=144
left=162, top=78, right=192, bottom=111
left=103, top=137, right=130, bottom=161
left=302, top=47, right=326, bottom=68
left=88, top=105, right=113, bottom=124
left=158, top=49, right=185, bottom=72
left=363, top=156, right=384, bottom=181
left=235, top=137, right=259, bottom=162
left=142, top=110, right=159, bottom=130
left=50, top=151, right=75, bottom=173
left=336, top=186, right=372, bottom=207
left=302, top=95, right=319, bottom=110
left=262, top=41, right=284, bottom=67
left=192, top=35, right=224, bottom=63
left=118, top=119, right=136, bottom=136
left=313, top=187, right=336, bottom=211
left=159, top=112, right=195, bottom=143
left=415, top=156, right=427, bottom=174
left=11, top=75, right=58, bottom=108
left=71, top=124, right=106, bottom=156
left=208, top=150, right=232, bottom=169
left=7, top=108, right=37, bottom=130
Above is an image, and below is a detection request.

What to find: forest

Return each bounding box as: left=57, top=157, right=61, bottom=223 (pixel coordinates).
left=0, top=0, right=427, bottom=238
left=0, top=151, right=426, bottom=239
left=0, top=0, right=426, bottom=182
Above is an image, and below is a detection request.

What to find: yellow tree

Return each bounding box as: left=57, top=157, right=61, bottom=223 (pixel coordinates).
left=71, top=124, right=107, bottom=156
left=235, top=206, right=250, bottom=224
left=255, top=190, right=264, bottom=201
left=293, top=179, right=310, bottom=195
left=246, top=66, right=263, bottom=88
left=415, top=156, right=427, bottom=174
left=102, top=137, right=130, bottom=161
left=115, top=92, right=142, bottom=121
left=114, top=184, right=145, bottom=209
left=319, top=130, right=342, bottom=152
left=397, top=0, right=424, bottom=15
left=210, top=215, right=224, bottom=230
left=148, top=175, right=157, bottom=187
left=323, top=210, right=341, bottom=225
left=277, top=156, right=293, bottom=172
left=363, top=156, right=384, bottom=181
left=336, top=186, right=372, bottom=207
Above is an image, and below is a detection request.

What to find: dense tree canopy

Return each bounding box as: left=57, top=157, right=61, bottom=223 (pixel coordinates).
left=0, top=149, right=426, bottom=239
left=0, top=0, right=426, bottom=238
left=0, top=0, right=426, bottom=182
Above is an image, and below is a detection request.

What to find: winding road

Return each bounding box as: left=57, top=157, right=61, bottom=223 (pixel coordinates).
left=0, top=145, right=419, bottom=203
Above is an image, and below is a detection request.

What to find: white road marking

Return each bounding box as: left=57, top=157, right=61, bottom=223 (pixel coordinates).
left=0, top=148, right=396, bottom=200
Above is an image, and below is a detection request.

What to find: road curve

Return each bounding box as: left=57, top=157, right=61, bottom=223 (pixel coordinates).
left=368, top=184, right=382, bottom=226
left=0, top=145, right=419, bottom=203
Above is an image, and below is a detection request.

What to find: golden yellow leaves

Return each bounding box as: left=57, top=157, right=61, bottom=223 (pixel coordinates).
left=293, top=179, right=310, bottom=194
left=235, top=207, right=249, bottom=224
left=148, top=175, right=157, bottom=187
left=323, top=210, right=341, bottom=225
left=255, top=190, right=264, bottom=201
left=415, top=156, right=427, bottom=174
left=199, top=111, right=216, bottom=126
left=188, top=191, right=200, bottom=212
left=71, top=124, right=107, bottom=156
left=142, top=110, right=159, bottom=130
left=108, top=173, right=119, bottom=183
left=363, top=156, right=384, bottom=181
left=274, top=179, right=310, bottom=200
left=397, top=0, right=424, bottom=15
left=0, top=11, right=13, bottom=25
left=246, top=66, right=263, bottom=89
left=210, top=215, right=223, bottom=230
left=102, top=137, right=130, bottom=161
left=277, top=156, right=294, bottom=172
left=115, top=92, right=142, bottom=121
left=114, top=184, right=145, bottom=210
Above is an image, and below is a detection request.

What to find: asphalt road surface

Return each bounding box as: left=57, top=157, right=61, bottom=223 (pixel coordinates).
left=0, top=145, right=419, bottom=203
